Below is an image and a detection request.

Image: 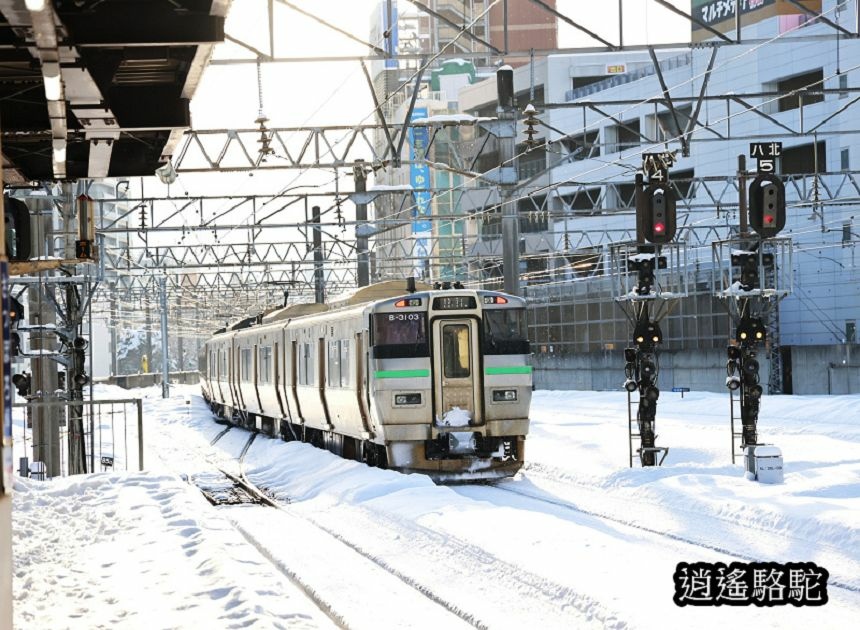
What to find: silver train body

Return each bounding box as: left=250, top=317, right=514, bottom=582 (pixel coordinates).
left=200, top=282, right=532, bottom=482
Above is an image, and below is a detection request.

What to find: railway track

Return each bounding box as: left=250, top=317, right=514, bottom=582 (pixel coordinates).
left=191, top=430, right=482, bottom=629
left=478, top=470, right=860, bottom=595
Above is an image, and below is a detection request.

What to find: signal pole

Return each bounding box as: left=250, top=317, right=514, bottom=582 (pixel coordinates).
left=619, top=152, right=680, bottom=467
left=716, top=143, right=791, bottom=465
left=497, top=65, right=520, bottom=296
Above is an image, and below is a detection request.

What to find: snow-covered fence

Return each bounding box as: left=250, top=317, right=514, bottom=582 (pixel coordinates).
left=12, top=398, right=144, bottom=478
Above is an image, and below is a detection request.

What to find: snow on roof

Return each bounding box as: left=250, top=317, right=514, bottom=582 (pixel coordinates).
left=410, top=113, right=490, bottom=125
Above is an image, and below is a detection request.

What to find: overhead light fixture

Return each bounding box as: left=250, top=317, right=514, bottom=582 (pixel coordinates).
left=53, top=138, right=66, bottom=163
left=25, top=0, right=47, bottom=11
left=155, top=161, right=177, bottom=185
left=43, top=63, right=62, bottom=101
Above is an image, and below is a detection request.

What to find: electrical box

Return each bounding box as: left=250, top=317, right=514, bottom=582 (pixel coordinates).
left=744, top=444, right=784, bottom=484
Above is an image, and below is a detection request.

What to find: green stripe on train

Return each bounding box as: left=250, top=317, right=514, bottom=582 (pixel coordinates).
left=374, top=369, right=431, bottom=379
left=484, top=366, right=532, bottom=375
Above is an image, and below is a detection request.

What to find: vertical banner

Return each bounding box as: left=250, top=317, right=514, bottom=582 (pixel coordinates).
left=1, top=260, right=11, bottom=495
left=409, top=107, right=432, bottom=276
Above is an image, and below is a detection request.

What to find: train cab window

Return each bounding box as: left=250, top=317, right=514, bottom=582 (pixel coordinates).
left=259, top=346, right=272, bottom=384
left=371, top=312, right=429, bottom=359
left=442, top=324, right=471, bottom=379
left=483, top=308, right=530, bottom=355
left=220, top=350, right=228, bottom=378
left=240, top=348, right=252, bottom=383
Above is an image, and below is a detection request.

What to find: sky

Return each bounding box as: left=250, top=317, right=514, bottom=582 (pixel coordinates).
left=160, top=0, right=691, bottom=199
left=11, top=383, right=860, bottom=628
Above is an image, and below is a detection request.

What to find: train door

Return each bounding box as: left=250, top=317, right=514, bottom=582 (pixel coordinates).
left=432, top=319, right=482, bottom=425
left=274, top=341, right=287, bottom=418
left=318, top=337, right=331, bottom=425
left=354, top=331, right=372, bottom=435
left=290, top=339, right=302, bottom=421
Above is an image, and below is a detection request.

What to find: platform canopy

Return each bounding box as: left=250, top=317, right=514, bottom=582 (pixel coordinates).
left=0, top=0, right=230, bottom=182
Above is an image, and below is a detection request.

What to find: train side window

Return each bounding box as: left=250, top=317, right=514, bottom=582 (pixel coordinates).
left=240, top=348, right=252, bottom=383
left=259, top=346, right=272, bottom=384
left=340, top=340, right=350, bottom=387
left=442, top=324, right=471, bottom=379
left=328, top=340, right=340, bottom=388
left=299, top=341, right=315, bottom=386
left=298, top=343, right=306, bottom=385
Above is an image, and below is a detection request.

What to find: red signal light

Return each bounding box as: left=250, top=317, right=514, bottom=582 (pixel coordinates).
left=764, top=214, right=775, bottom=225
left=654, top=222, right=665, bottom=234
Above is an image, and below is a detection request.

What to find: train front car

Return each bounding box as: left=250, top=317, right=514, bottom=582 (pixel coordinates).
left=369, top=289, right=532, bottom=482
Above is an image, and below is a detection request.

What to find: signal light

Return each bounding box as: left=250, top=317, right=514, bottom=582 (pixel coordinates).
left=641, top=360, right=657, bottom=378
left=640, top=183, right=676, bottom=244
left=644, top=385, right=660, bottom=402
left=12, top=373, right=31, bottom=397
left=726, top=375, right=741, bottom=390
left=633, top=318, right=663, bottom=349
left=624, top=348, right=637, bottom=363
left=749, top=174, right=786, bottom=238
left=624, top=378, right=638, bottom=393
left=736, top=316, right=766, bottom=346
left=4, top=196, right=32, bottom=261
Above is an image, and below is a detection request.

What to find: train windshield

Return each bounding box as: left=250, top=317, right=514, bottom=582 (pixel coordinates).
left=371, top=312, right=429, bottom=358
left=482, top=308, right=530, bottom=355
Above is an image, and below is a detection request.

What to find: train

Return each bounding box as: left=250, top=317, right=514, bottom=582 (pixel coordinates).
left=199, top=279, right=533, bottom=482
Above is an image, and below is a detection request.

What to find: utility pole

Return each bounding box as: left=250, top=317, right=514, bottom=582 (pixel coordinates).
left=30, top=197, right=61, bottom=477
left=497, top=65, right=520, bottom=296
left=175, top=294, right=184, bottom=372
left=109, top=284, right=118, bottom=376
left=159, top=276, right=170, bottom=398
left=145, top=298, right=153, bottom=374
left=312, top=205, right=325, bottom=304
left=354, top=160, right=370, bottom=287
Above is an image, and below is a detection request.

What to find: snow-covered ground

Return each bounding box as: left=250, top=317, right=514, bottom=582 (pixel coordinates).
left=10, top=385, right=860, bottom=629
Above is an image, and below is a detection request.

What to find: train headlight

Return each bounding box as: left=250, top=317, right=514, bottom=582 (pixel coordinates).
left=492, top=389, right=517, bottom=402
left=394, top=393, right=421, bottom=405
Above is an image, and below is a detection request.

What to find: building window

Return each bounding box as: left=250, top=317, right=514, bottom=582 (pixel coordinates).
left=670, top=169, right=696, bottom=199
left=651, top=105, right=693, bottom=143
left=780, top=142, right=826, bottom=175
left=841, top=148, right=850, bottom=171
left=560, top=130, right=600, bottom=161
left=607, top=119, right=641, bottom=153
left=839, top=74, right=849, bottom=98
left=844, top=222, right=853, bottom=247
left=776, top=69, right=824, bottom=112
